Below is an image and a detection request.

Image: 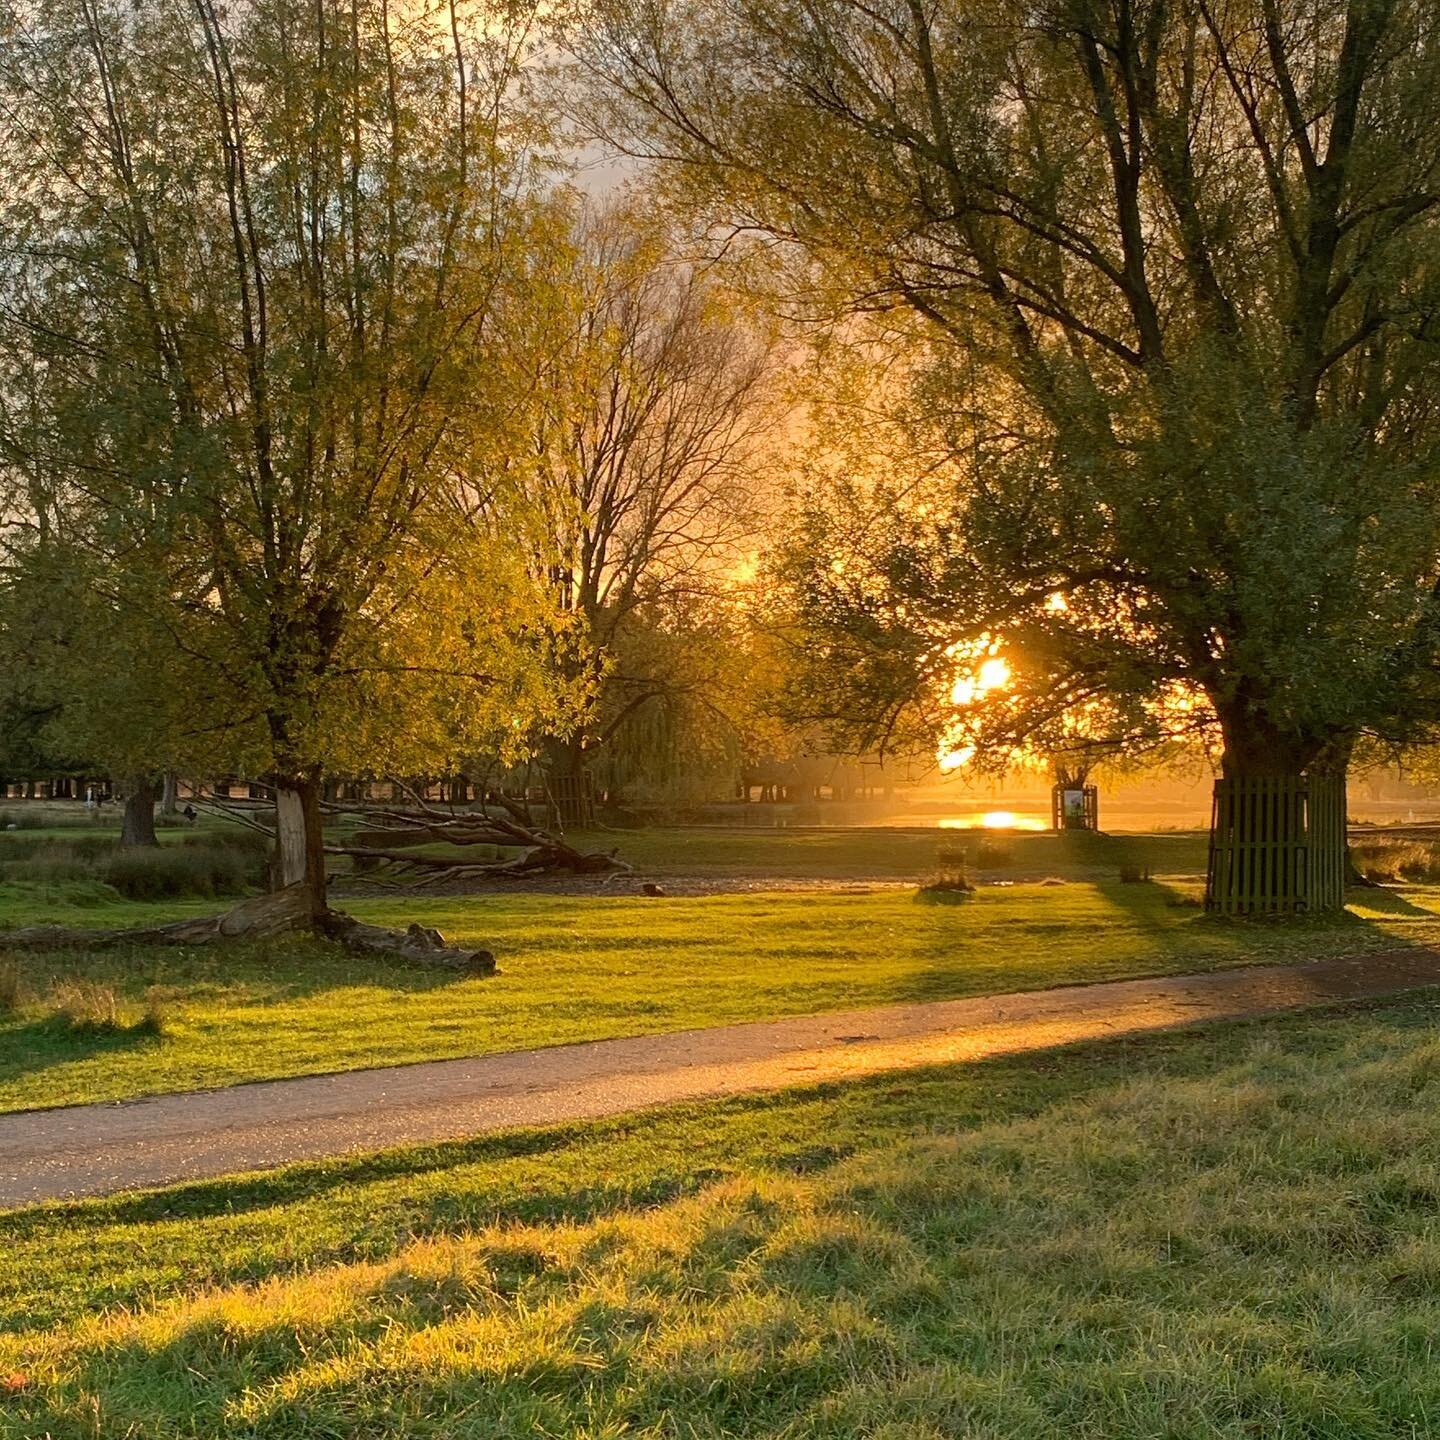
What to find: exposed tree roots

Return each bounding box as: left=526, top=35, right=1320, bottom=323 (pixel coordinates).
left=1, top=885, right=497, bottom=974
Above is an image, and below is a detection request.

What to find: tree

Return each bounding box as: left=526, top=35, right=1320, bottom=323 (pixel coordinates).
left=525, top=197, right=776, bottom=808
left=568, top=0, right=1440, bottom=908
left=0, top=0, right=584, bottom=929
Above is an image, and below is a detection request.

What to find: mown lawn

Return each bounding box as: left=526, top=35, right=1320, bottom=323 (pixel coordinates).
left=431, top=823, right=1216, bottom=879
left=6, top=994, right=1440, bottom=1436
left=2, top=869, right=1437, bottom=1113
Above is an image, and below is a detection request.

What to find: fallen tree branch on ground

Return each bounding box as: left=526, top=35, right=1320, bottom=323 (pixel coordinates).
left=194, top=789, right=631, bottom=883
left=0, top=886, right=497, bottom=973
left=325, top=797, right=631, bottom=884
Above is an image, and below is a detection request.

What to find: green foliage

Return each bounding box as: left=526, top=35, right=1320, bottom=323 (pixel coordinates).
left=525, top=198, right=778, bottom=806
left=569, top=0, right=1440, bottom=777
left=0, top=831, right=264, bottom=901
left=0, top=0, right=584, bottom=815
left=102, top=844, right=256, bottom=902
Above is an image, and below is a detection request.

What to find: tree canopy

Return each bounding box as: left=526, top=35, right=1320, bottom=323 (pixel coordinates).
left=569, top=0, right=1440, bottom=782
left=0, top=0, right=586, bottom=907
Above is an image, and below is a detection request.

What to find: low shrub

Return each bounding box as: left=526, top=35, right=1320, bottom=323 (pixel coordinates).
left=46, top=978, right=168, bottom=1037
left=0, top=834, right=115, bottom=863
left=181, top=827, right=271, bottom=858
left=935, top=843, right=969, bottom=867
left=972, top=840, right=1014, bottom=867
left=1118, top=862, right=1154, bottom=883
left=103, top=843, right=257, bottom=901
left=0, top=808, right=47, bottom=831
left=0, top=849, right=95, bottom=886
left=1352, top=838, right=1440, bottom=885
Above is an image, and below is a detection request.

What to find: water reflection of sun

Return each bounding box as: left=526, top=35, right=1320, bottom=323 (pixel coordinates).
left=939, top=812, right=1047, bottom=831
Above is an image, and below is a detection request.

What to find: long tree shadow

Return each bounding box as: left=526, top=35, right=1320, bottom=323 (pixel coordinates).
left=1345, top=884, right=1438, bottom=921
left=0, top=1013, right=168, bottom=1096
left=1100, top=871, right=1430, bottom=933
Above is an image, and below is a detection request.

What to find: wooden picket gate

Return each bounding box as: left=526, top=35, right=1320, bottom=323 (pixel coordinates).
left=1206, top=774, right=1346, bottom=916
left=546, top=773, right=596, bottom=830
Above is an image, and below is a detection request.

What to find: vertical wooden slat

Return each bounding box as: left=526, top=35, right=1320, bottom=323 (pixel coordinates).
left=1206, top=773, right=1345, bottom=916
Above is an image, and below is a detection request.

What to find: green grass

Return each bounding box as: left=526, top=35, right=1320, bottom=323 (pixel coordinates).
left=565, top=823, right=1215, bottom=879
left=3, top=875, right=1437, bottom=1114
left=8, top=995, right=1440, bottom=1435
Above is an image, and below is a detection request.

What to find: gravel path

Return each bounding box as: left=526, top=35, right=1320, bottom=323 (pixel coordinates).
left=4, top=948, right=1439, bottom=1209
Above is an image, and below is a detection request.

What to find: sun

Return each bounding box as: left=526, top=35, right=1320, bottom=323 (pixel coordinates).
left=976, top=657, right=1010, bottom=691
left=940, top=647, right=1013, bottom=770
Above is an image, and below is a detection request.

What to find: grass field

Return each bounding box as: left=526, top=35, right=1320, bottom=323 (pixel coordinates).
left=3, top=827, right=1440, bottom=1113
left=6, top=994, right=1440, bottom=1436
left=416, top=823, right=1215, bottom=879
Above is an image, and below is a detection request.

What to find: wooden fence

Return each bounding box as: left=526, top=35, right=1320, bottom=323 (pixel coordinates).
left=547, top=773, right=596, bottom=830
left=1206, top=774, right=1346, bottom=916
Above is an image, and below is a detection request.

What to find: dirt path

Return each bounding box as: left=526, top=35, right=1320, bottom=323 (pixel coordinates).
left=4, top=948, right=1440, bottom=1210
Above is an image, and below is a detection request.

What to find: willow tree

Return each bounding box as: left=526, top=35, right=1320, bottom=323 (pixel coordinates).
left=523, top=198, right=775, bottom=806
left=0, top=0, right=582, bottom=929
left=570, top=0, right=1440, bottom=909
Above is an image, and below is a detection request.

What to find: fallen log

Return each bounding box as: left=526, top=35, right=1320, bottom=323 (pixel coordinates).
left=0, top=885, right=496, bottom=973
left=335, top=840, right=625, bottom=877
left=194, top=788, right=631, bottom=885
left=318, top=913, right=496, bottom=973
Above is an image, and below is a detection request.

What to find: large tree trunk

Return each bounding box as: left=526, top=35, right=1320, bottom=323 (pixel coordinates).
left=273, top=772, right=328, bottom=922
left=120, top=776, right=159, bottom=848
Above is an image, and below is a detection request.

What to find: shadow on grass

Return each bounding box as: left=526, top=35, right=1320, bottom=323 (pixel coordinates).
left=1101, top=873, right=1440, bottom=941
left=0, top=1050, right=1128, bottom=1259
left=0, top=1014, right=167, bottom=1092
left=1345, top=884, right=1437, bottom=920
left=14, top=990, right=1440, bottom=1382
left=11, top=993, right=1440, bottom=1344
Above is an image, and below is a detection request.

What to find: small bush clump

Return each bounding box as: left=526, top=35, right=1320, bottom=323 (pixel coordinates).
left=49, top=979, right=122, bottom=1034
left=972, top=840, right=1014, bottom=868
left=46, top=978, right=169, bottom=1037
left=1118, top=862, right=1154, bottom=883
